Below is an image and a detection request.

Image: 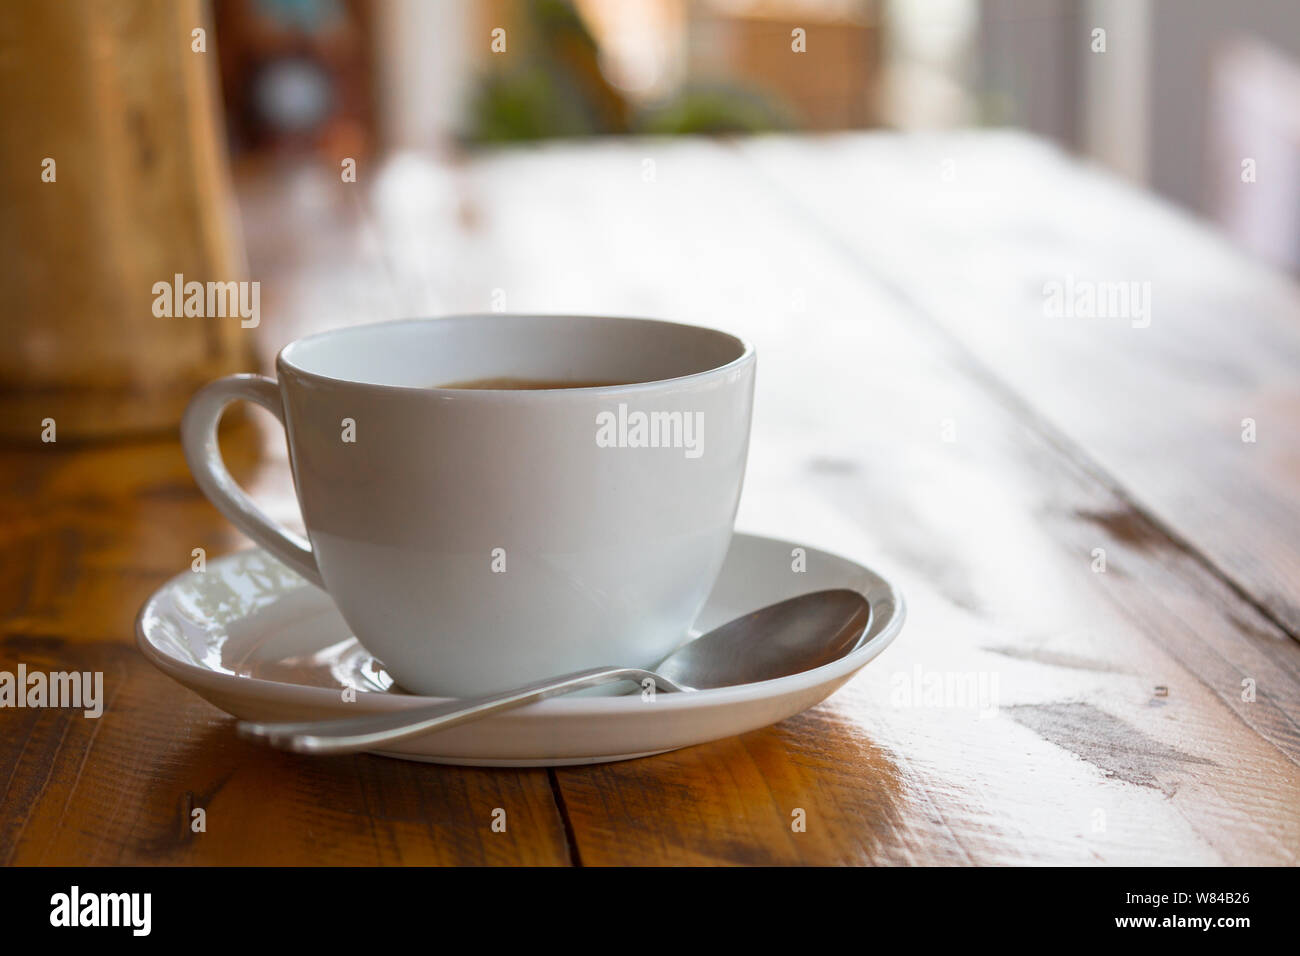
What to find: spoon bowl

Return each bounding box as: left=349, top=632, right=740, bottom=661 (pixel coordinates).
left=658, top=588, right=872, bottom=690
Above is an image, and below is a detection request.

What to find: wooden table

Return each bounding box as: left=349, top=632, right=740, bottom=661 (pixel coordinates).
left=4, top=133, right=1299, bottom=866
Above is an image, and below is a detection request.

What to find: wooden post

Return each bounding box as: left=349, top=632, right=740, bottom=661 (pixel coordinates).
left=0, top=0, right=252, bottom=440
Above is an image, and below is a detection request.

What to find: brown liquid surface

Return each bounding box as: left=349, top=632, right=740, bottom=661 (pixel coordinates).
left=435, top=377, right=626, bottom=390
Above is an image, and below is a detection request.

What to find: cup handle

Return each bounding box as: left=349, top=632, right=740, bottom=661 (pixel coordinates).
left=181, top=374, right=324, bottom=588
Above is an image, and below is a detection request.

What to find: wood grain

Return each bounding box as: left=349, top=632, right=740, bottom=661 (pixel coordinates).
left=740, top=132, right=1300, bottom=639
left=414, top=139, right=1300, bottom=864
left=2, top=134, right=1298, bottom=865
left=0, top=422, right=570, bottom=865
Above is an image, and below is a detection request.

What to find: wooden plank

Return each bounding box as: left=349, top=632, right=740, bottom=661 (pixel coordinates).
left=346, top=138, right=1299, bottom=864
left=7, top=136, right=1297, bottom=865
left=0, top=421, right=572, bottom=865
left=739, top=131, right=1300, bottom=639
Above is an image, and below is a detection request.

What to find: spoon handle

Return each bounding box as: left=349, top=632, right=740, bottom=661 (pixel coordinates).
left=236, top=667, right=681, bottom=755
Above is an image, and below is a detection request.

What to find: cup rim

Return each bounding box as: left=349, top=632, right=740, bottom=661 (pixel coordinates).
left=276, top=313, right=755, bottom=396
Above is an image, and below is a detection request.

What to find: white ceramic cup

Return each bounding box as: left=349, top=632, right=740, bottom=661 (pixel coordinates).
left=181, top=314, right=756, bottom=696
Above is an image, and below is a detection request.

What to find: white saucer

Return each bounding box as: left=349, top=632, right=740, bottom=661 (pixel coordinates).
left=135, top=532, right=905, bottom=766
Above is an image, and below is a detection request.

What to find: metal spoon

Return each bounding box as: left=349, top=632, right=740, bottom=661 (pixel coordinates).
left=237, top=588, right=871, bottom=755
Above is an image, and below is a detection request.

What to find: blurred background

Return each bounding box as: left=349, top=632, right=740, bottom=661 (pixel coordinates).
left=206, top=0, right=1300, bottom=269
left=2, top=0, right=1299, bottom=438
